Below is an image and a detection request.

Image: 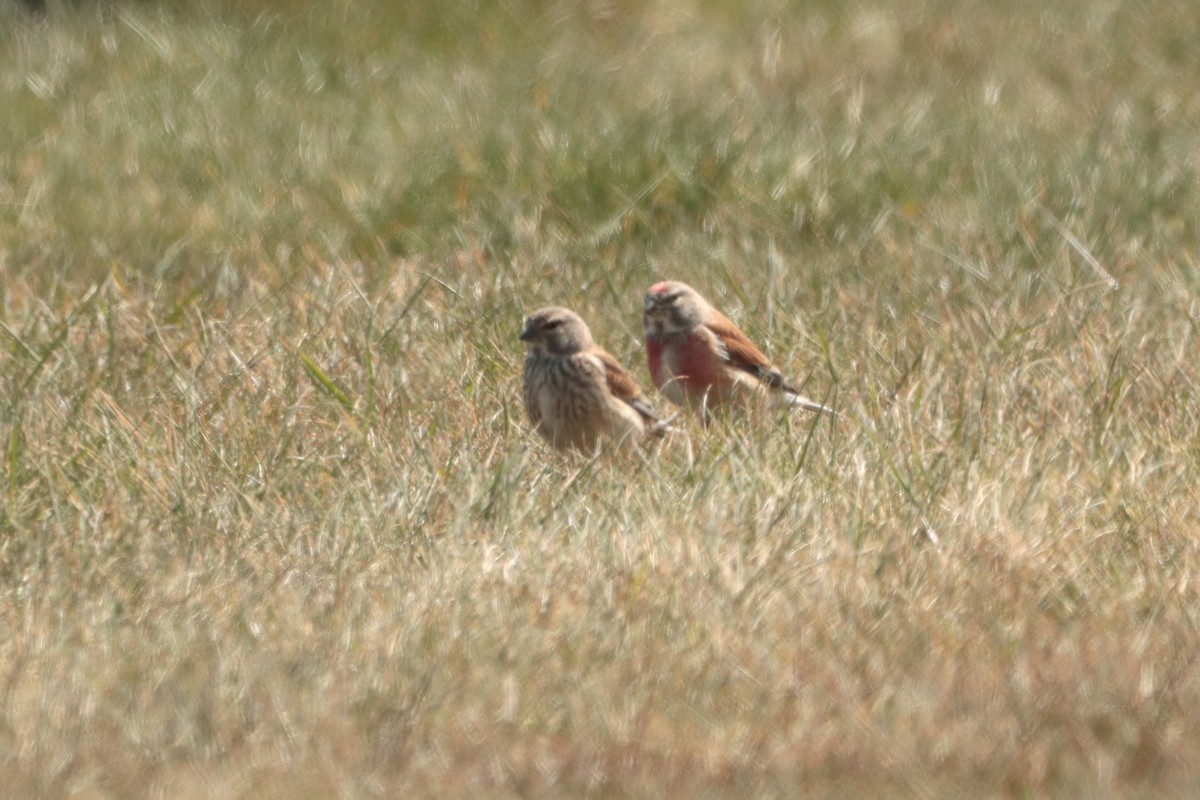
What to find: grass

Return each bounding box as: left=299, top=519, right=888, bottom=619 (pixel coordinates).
left=2, top=0, right=1200, bottom=796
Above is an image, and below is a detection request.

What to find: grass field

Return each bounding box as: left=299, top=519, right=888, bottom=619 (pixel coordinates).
left=2, top=0, right=1200, bottom=796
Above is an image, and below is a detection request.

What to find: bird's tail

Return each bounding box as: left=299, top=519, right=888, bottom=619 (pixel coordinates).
left=647, top=411, right=682, bottom=437
left=784, top=391, right=835, bottom=415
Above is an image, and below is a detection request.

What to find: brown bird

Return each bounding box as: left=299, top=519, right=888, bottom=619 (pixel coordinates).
left=642, top=281, right=832, bottom=416
left=521, top=306, right=668, bottom=453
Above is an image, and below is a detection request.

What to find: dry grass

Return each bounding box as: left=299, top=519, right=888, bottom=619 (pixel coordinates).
left=2, top=0, right=1200, bottom=797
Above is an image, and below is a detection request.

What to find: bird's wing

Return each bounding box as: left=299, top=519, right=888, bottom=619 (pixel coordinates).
left=596, top=349, right=663, bottom=425
left=704, top=311, right=798, bottom=392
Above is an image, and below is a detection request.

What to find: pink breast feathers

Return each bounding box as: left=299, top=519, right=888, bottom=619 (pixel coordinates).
left=645, top=338, right=669, bottom=390
left=646, top=332, right=723, bottom=393
left=674, top=332, right=724, bottom=387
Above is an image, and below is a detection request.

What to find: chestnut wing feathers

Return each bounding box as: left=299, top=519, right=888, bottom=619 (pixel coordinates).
left=704, top=312, right=799, bottom=393
left=597, top=350, right=660, bottom=424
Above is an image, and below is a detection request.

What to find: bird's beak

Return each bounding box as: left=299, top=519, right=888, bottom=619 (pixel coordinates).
left=643, top=297, right=659, bottom=315
left=519, top=321, right=535, bottom=341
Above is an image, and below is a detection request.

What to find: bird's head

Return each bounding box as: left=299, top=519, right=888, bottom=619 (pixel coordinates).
left=519, top=306, right=595, bottom=357
left=643, top=281, right=708, bottom=337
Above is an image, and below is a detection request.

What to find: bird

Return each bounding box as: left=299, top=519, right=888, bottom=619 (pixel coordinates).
left=520, top=306, right=670, bottom=453
left=642, top=280, right=832, bottom=417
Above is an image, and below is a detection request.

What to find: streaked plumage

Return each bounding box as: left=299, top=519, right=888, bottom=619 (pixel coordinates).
left=521, top=306, right=667, bottom=453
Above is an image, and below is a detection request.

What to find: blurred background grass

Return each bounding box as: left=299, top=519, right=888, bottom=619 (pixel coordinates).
left=5, top=0, right=1196, bottom=295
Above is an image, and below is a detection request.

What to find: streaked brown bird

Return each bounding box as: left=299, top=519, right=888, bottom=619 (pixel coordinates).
left=521, top=306, right=669, bottom=453
left=642, top=281, right=832, bottom=417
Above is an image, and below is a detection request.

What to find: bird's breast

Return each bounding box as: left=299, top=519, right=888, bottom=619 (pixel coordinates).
left=645, top=338, right=667, bottom=388
left=647, top=331, right=724, bottom=388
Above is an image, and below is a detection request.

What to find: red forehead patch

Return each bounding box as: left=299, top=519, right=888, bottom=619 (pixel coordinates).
left=648, top=281, right=672, bottom=294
